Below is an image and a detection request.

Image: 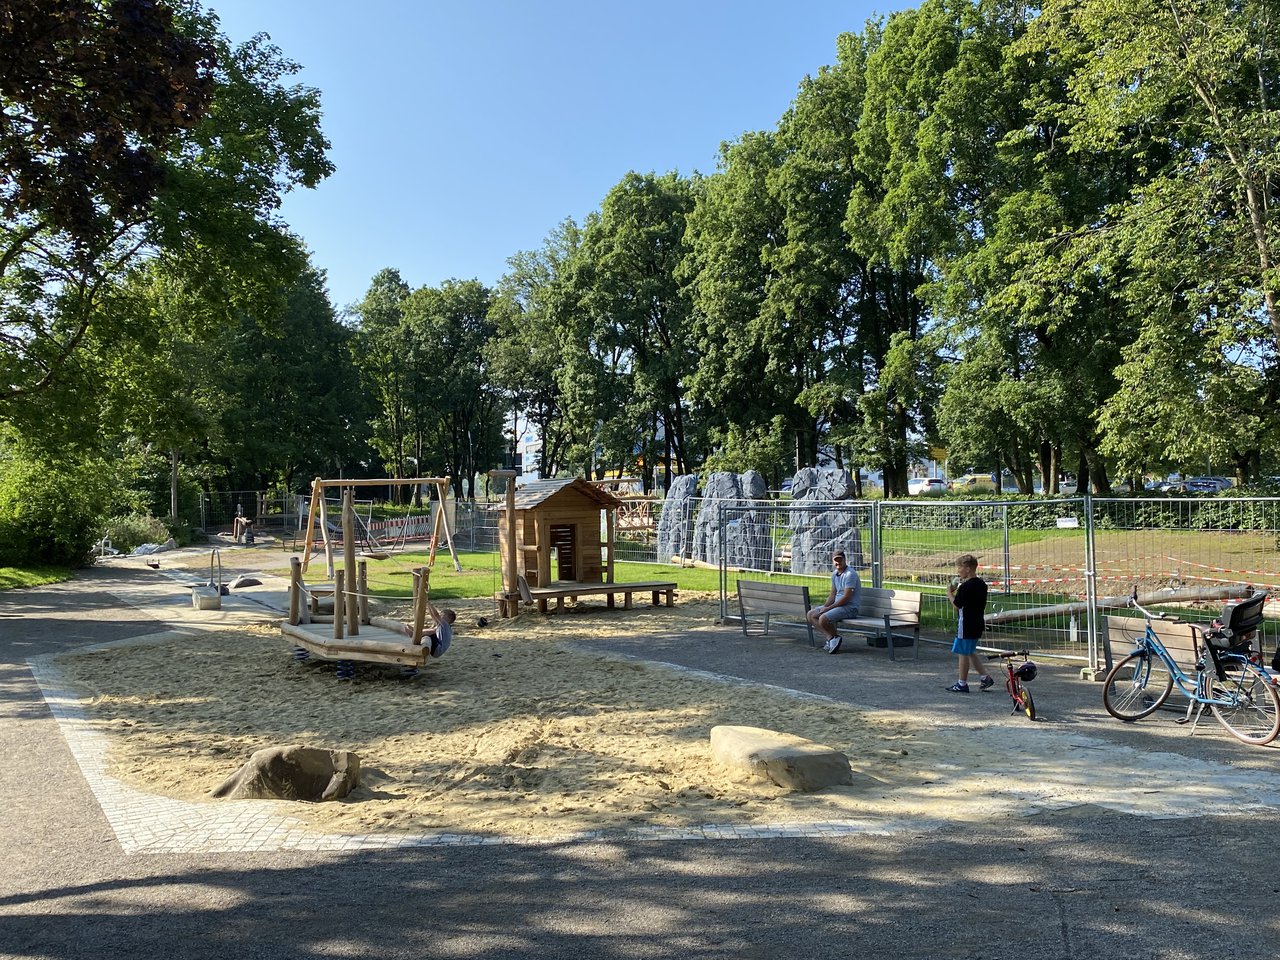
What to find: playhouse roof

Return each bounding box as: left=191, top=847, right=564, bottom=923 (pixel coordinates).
left=506, top=477, right=622, bottom=511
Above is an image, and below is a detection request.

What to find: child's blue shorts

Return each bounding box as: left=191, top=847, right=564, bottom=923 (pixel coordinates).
left=951, top=637, right=979, bottom=655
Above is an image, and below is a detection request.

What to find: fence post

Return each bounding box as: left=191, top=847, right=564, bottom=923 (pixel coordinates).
left=718, top=502, right=727, bottom=621
left=870, top=500, right=882, bottom=588
left=199, top=493, right=206, bottom=533
left=1002, top=503, right=1011, bottom=595
left=1083, top=494, right=1101, bottom=679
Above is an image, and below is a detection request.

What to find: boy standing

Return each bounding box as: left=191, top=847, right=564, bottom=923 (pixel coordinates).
left=946, top=553, right=992, bottom=692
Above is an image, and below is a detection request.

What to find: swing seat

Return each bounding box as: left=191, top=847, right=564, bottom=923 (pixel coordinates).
left=361, top=550, right=392, bottom=561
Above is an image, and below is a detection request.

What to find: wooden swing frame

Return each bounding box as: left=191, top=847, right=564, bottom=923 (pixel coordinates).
left=300, top=476, right=462, bottom=577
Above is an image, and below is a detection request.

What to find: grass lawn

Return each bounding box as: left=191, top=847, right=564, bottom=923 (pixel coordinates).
left=283, top=550, right=724, bottom=602
left=0, top=565, right=74, bottom=590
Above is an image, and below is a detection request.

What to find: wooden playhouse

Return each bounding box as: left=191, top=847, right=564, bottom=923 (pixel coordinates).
left=493, top=476, right=677, bottom=616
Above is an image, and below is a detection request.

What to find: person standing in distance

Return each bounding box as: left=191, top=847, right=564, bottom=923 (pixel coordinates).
left=807, top=550, right=861, bottom=654
left=946, top=553, right=993, bottom=692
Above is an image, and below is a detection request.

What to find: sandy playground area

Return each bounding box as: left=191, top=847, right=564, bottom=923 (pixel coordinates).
left=53, top=591, right=1046, bottom=838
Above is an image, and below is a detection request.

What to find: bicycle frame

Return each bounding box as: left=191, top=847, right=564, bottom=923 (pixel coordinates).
left=1109, top=596, right=1280, bottom=743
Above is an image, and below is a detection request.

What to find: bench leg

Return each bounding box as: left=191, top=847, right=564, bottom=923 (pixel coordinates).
left=607, top=593, right=616, bottom=609
left=624, top=593, right=633, bottom=610
left=538, top=598, right=548, bottom=614
left=651, top=589, right=659, bottom=606
left=665, top=589, right=673, bottom=607
left=886, top=615, right=895, bottom=662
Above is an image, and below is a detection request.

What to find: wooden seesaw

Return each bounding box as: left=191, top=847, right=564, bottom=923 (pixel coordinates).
left=281, top=489, right=441, bottom=679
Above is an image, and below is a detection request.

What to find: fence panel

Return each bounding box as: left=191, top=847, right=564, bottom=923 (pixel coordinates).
left=1090, top=497, right=1280, bottom=649
left=878, top=498, right=1091, bottom=659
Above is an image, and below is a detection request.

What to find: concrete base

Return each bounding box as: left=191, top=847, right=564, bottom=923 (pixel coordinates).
left=710, top=725, right=853, bottom=792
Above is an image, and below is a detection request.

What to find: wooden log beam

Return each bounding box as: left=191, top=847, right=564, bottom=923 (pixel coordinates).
left=985, top=584, right=1251, bottom=625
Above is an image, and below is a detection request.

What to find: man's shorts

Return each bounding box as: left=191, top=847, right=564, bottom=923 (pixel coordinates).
left=822, top=603, right=860, bottom=623
left=951, top=637, right=979, bottom=655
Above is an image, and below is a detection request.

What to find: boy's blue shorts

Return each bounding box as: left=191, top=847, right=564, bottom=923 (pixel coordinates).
left=951, top=637, right=979, bottom=656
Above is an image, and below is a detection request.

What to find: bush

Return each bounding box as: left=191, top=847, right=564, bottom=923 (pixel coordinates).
left=0, top=457, right=112, bottom=567
left=103, top=513, right=172, bottom=553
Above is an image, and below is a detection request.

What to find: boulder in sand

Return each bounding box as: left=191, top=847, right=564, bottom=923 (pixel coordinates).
left=710, top=725, right=853, bottom=792
left=211, top=745, right=360, bottom=802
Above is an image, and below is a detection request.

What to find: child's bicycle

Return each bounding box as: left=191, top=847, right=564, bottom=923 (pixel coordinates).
left=986, top=649, right=1038, bottom=720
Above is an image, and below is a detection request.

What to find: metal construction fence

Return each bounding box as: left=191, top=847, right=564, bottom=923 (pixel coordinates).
left=710, top=496, right=1280, bottom=671
left=202, top=488, right=1280, bottom=669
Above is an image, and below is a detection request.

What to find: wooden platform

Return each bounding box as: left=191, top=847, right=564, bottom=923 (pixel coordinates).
left=281, top=622, right=429, bottom=667
left=514, top=580, right=678, bottom=614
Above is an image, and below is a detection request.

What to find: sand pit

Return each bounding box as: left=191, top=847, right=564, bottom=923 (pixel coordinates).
left=52, top=597, right=995, bottom=838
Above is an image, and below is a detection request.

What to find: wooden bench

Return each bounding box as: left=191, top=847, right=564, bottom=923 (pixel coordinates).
left=1104, top=614, right=1200, bottom=674
left=832, top=587, right=923, bottom=662
left=735, top=580, right=923, bottom=661
left=520, top=580, right=678, bottom=614
left=737, top=580, right=816, bottom=646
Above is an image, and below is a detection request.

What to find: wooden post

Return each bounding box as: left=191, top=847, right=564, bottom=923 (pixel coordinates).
left=605, top=506, right=615, bottom=584
left=488, top=469, right=518, bottom=618
left=358, top=559, right=370, bottom=625
left=289, top=556, right=302, bottom=625
left=430, top=479, right=463, bottom=572
left=411, top=566, right=429, bottom=644
left=319, top=489, right=334, bottom=579
left=342, top=489, right=359, bottom=637
left=301, top=476, right=322, bottom=573
left=333, top=569, right=345, bottom=640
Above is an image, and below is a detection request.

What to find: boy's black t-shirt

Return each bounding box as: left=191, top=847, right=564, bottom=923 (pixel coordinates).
left=955, top=576, right=988, bottom=640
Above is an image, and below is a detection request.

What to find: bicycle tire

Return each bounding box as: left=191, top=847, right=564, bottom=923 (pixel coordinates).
left=1209, top=660, right=1280, bottom=745
left=1019, top=683, right=1036, bottom=721
left=1103, top=652, right=1173, bottom=721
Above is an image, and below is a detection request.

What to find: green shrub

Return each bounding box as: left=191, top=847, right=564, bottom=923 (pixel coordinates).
left=103, top=513, right=172, bottom=553
left=0, top=457, right=112, bottom=566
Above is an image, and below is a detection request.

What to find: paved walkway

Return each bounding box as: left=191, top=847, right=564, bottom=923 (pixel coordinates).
left=4, top=553, right=1280, bottom=958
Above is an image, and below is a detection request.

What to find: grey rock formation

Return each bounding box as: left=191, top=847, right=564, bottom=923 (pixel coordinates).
left=211, top=746, right=361, bottom=802
left=788, top=467, right=866, bottom=575
left=656, top=473, right=698, bottom=561
left=710, top=725, right=855, bottom=792
left=692, top=471, right=772, bottom=570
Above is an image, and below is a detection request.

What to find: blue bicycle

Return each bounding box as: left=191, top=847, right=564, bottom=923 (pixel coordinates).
left=1102, top=590, right=1280, bottom=746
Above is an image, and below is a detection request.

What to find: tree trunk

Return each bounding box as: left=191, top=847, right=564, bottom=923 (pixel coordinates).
left=170, top=449, right=179, bottom=521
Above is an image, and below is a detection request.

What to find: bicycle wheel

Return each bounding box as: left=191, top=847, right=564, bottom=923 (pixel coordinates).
left=1018, top=682, right=1036, bottom=721
left=1103, top=652, right=1173, bottom=721
left=1209, top=661, right=1280, bottom=745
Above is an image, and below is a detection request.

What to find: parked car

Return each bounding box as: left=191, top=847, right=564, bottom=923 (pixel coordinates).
left=1178, top=477, right=1232, bottom=494
left=908, top=477, right=949, bottom=496
left=950, top=473, right=997, bottom=493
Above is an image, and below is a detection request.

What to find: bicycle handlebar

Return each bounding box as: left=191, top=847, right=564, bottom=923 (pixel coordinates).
left=1128, top=594, right=1172, bottom=622
left=986, top=649, right=1030, bottom=660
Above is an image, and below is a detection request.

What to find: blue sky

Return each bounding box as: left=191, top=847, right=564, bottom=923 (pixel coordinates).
left=208, top=1, right=902, bottom=312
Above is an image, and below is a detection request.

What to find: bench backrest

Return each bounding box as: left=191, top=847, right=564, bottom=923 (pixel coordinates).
left=859, top=587, right=922, bottom=621
left=737, top=579, right=811, bottom=613
left=1106, top=614, right=1199, bottom=671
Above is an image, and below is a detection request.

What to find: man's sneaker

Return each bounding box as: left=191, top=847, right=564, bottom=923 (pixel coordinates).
left=824, top=635, right=843, bottom=654
left=979, top=675, right=995, bottom=691
left=946, top=681, right=970, bottom=693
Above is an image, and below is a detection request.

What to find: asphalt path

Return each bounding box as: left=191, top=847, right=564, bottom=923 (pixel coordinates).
left=3, top=561, right=1279, bottom=959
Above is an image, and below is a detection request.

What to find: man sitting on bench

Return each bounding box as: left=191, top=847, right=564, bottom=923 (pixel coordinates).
left=807, top=550, right=861, bottom=655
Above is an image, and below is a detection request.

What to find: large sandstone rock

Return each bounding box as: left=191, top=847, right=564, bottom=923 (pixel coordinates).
left=211, top=746, right=360, bottom=802
left=710, top=725, right=853, bottom=792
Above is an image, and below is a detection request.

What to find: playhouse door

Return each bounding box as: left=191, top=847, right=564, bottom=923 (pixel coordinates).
left=550, top=524, right=577, bottom=581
